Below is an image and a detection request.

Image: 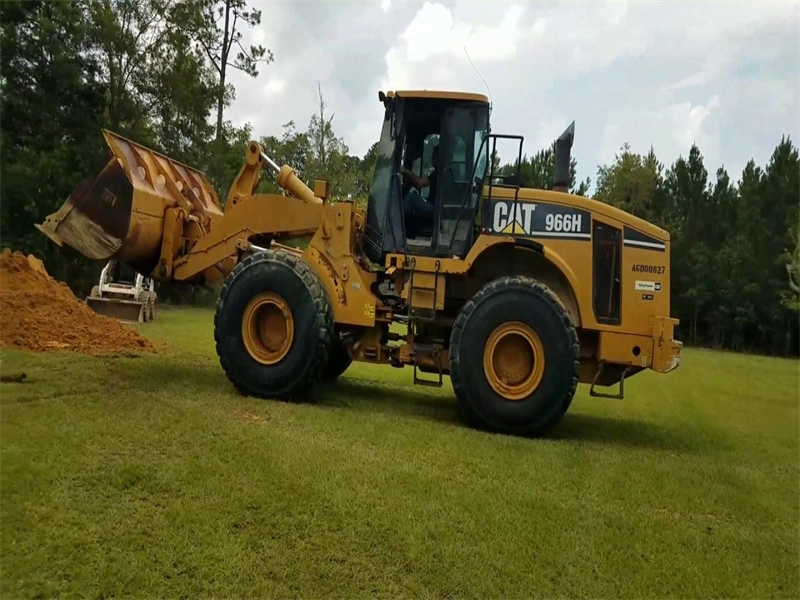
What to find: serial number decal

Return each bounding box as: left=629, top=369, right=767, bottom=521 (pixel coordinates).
left=631, top=264, right=666, bottom=274
left=490, top=200, right=591, bottom=240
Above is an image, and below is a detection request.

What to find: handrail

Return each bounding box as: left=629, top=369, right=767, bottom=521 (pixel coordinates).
left=446, top=133, right=524, bottom=252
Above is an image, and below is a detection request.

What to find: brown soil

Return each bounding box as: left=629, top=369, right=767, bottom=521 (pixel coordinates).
left=0, top=249, right=157, bottom=355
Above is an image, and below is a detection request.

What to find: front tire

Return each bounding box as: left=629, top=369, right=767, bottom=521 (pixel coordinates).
left=449, top=276, right=579, bottom=436
left=214, top=250, right=333, bottom=400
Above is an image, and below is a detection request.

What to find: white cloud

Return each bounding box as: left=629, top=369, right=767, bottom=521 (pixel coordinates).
left=223, top=0, right=799, bottom=193
left=260, top=77, right=285, bottom=97
left=600, top=95, right=722, bottom=170
left=384, top=1, right=525, bottom=88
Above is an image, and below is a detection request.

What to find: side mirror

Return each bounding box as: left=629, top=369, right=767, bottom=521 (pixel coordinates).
left=378, top=90, right=393, bottom=112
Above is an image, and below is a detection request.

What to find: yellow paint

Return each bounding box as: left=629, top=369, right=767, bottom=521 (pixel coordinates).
left=483, top=321, right=546, bottom=400
left=241, top=292, right=294, bottom=365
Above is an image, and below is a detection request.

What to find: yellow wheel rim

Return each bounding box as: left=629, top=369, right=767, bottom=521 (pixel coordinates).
left=241, top=292, right=294, bottom=365
left=483, top=321, right=545, bottom=400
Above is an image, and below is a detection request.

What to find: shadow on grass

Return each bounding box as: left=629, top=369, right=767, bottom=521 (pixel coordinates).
left=316, top=377, right=464, bottom=427
left=103, top=356, right=234, bottom=397
left=551, top=412, right=723, bottom=454
left=318, top=377, right=722, bottom=454
left=100, top=360, right=723, bottom=455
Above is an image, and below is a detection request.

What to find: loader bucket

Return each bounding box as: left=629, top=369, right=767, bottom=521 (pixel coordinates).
left=36, top=130, right=223, bottom=274
left=85, top=296, right=145, bottom=323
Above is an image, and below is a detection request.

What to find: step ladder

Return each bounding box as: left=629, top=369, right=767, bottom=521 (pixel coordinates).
left=407, top=259, right=444, bottom=387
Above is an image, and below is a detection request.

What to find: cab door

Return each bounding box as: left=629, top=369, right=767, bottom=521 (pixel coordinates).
left=433, top=103, right=490, bottom=258
left=363, top=98, right=406, bottom=264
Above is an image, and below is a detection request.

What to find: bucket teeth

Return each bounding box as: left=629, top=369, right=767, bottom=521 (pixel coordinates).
left=36, top=128, right=223, bottom=271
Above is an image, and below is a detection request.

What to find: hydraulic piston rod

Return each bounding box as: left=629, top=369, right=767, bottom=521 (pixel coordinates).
left=260, top=152, right=280, bottom=174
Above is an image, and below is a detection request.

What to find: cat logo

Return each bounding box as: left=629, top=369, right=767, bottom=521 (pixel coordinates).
left=490, top=200, right=591, bottom=241
left=492, top=201, right=537, bottom=235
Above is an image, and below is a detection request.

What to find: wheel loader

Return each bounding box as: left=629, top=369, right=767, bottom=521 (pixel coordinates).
left=36, top=89, right=682, bottom=436
left=86, top=259, right=158, bottom=323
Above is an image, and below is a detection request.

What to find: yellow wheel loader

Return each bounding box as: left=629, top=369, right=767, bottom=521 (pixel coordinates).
left=36, top=89, right=682, bottom=436
left=86, top=259, right=158, bottom=323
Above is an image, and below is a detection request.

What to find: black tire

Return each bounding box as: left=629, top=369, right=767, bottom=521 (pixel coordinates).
left=214, top=249, right=333, bottom=401
left=449, top=276, right=579, bottom=436
left=136, top=290, right=150, bottom=322
left=149, top=292, right=158, bottom=320
left=321, top=339, right=353, bottom=381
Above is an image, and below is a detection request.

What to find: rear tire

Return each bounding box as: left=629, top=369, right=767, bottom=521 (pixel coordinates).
left=321, top=339, right=353, bottom=381
left=449, top=276, right=579, bottom=436
left=214, top=250, right=333, bottom=401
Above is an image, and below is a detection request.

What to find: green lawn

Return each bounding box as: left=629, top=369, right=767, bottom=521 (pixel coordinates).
left=1, top=307, right=798, bottom=599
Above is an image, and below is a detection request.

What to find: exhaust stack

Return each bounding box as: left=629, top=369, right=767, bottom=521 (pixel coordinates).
left=553, top=121, right=575, bottom=193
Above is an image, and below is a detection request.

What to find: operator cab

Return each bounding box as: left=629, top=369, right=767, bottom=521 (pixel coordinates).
left=112, top=260, right=137, bottom=285
left=363, top=90, right=491, bottom=264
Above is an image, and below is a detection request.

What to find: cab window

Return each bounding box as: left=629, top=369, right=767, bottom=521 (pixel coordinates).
left=452, top=136, right=467, bottom=181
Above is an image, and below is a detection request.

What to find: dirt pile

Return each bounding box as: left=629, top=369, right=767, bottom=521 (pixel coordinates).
left=0, top=249, right=156, bottom=354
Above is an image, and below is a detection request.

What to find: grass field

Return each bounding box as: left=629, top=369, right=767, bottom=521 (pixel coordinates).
left=1, top=307, right=798, bottom=599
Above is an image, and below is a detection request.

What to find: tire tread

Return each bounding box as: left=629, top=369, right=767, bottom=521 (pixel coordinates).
left=449, top=275, right=580, bottom=435
left=213, top=249, right=333, bottom=400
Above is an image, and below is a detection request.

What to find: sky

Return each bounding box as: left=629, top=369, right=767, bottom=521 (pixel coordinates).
left=225, top=0, right=799, bottom=192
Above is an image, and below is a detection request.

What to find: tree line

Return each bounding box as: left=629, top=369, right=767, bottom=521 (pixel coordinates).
left=1, top=0, right=797, bottom=355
